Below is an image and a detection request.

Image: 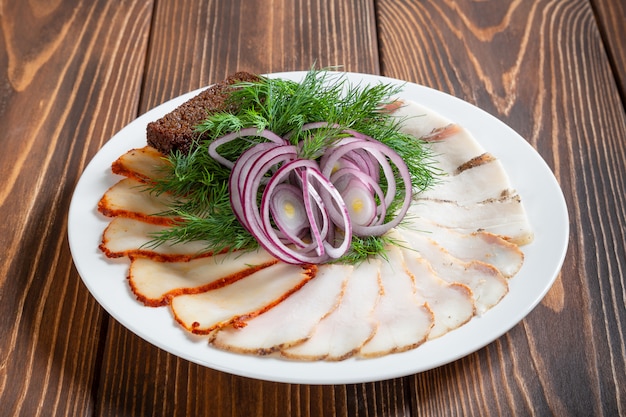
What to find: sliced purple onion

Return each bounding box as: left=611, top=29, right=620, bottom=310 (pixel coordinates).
left=209, top=128, right=287, bottom=168
left=210, top=124, right=412, bottom=264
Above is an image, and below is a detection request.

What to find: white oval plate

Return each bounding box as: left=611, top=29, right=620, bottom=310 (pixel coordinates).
left=68, top=72, right=569, bottom=384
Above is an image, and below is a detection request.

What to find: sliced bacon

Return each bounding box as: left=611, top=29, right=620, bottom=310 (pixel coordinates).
left=419, top=156, right=514, bottom=206
left=170, top=263, right=316, bottom=334
left=210, top=264, right=351, bottom=354
left=391, top=100, right=456, bottom=140
left=401, top=251, right=475, bottom=336
left=100, top=217, right=211, bottom=260
left=372, top=236, right=477, bottom=338
left=98, top=177, right=177, bottom=225
left=402, top=217, right=525, bottom=278
left=394, top=101, right=533, bottom=246
left=358, top=246, right=434, bottom=357
left=396, top=227, right=508, bottom=314
left=407, top=195, right=534, bottom=246
left=111, top=146, right=171, bottom=182
left=128, top=249, right=278, bottom=306
left=281, top=260, right=381, bottom=361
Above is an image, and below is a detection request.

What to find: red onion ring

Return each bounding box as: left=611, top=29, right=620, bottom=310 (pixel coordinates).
left=211, top=124, right=412, bottom=264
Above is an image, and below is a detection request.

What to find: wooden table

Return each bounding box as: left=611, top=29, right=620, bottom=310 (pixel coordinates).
left=1, top=0, right=625, bottom=415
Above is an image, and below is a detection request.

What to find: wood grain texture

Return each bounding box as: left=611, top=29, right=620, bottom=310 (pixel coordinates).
left=139, top=0, right=380, bottom=112
left=2, top=0, right=625, bottom=415
left=376, top=0, right=626, bottom=415
left=591, top=0, right=626, bottom=100
left=98, top=322, right=412, bottom=416
left=97, top=322, right=416, bottom=417
left=0, top=0, right=153, bottom=415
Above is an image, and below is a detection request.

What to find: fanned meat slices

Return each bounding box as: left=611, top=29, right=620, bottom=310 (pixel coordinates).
left=371, top=238, right=476, bottom=339
left=402, top=218, right=524, bottom=278
left=392, top=101, right=458, bottom=140
left=282, top=260, right=382, bottom=361
left=129, top=249, right=278, bottom=306
left=94, top=95, right=533, bottom=362
left=394, top=101, right=487, bottom=175
left=400, top=251, right=476, bottom=336
left=395, top=100, right=534, bottom=246
left=404, top=241, right=509, bottom=314
left=422, top=127, right=488, bottom=175
left=210, top=264, right=351, bottom=355
left=396, top=227, right=508, bottom=314
left=408, top=192, right=533, bottom=246
left=170, top=262, right=316, bottom=334
left=358, top=247, right=434, bottom=358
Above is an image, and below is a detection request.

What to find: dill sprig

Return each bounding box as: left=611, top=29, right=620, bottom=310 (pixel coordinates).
left=145, top=68, right=438, bottom=263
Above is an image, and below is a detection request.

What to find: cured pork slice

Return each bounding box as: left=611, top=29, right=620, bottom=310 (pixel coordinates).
left=111, top=146, right=170, bottom=182
left=282, top=260, right=381, bottom=361
left=393, top=101, right=486, bottom=174
left=400, top=250, right=475, bottom=337
left=376, top=238, right=475, bottom=338
left=358, top=247, right=434, bottom=358
left=396, top=228, right=508, bottom=314
left=407, top=195, right=534, bottom=246
left=210, top=264, right=351, bottom=354
left=98, top=177, right=176, bottom=225
left=392, top=101, right=457, bottom=140
left=170, top=263, right=315, bottom=334
left=100, top=217, right=210, bottom=260
left=396, top=101, right=533, bottom=245
left=419, top=156, right=514, bottom=205
left=128, top=249, right=278, bottom=306
left=402, top=218, right=525, bottom=278
left=396, top=100, right=532, bottom=244
left=423, top=127, right=489, bottom=176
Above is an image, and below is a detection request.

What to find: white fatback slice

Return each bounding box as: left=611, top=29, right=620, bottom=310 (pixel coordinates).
left=392, top=100, right=454, bottom=138
left=396, top=228, right=508, bottom=314
left=282, top=260, right=382, bottom=361
left=170, top=262, right=314, bottom=334
left=397, top=99, right=533, bottom=245
left=393, top=100, right=486, bottom=173
left=111, top=146, right=170, bottom=181
left=359, top=247, right=434, bottom=358
left=210, top=264, right=352, bottom=354
left=128, top=249, right=277, bottom=306
left=98, top=177, right=176, bottom=223
left=100, top=217, right=210, bottom=259
left=407, top=194, right=534, bottom=246
left=424, top=128, right=489, bottom=175
left=403, top=218, right=525, bottom=277
left=419, top=158, right=514, bottom=205
left=380, top=247, right=475, bottom=339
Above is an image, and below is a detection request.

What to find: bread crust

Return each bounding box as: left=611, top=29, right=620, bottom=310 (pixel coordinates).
left=146, top=71, right=259, bottom=155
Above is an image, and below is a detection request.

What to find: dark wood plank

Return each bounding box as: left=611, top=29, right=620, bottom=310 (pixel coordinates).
left=592, top=0, right=626, bottom=100
left=0, top=0, right=154, bottom=415
left=139, top=0, right=380, bottom=111
left=376, top=0, right=626, bottom=415
left=97, top=323, right=360, bottom=417
left=95, top=1, right=393, bottom=416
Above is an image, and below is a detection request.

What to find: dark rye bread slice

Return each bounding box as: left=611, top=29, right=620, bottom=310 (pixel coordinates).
left=146, top=71, right=260, bottom=155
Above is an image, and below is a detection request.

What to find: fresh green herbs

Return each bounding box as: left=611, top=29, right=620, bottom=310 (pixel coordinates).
left=146, top=69, right=438, bottom=263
